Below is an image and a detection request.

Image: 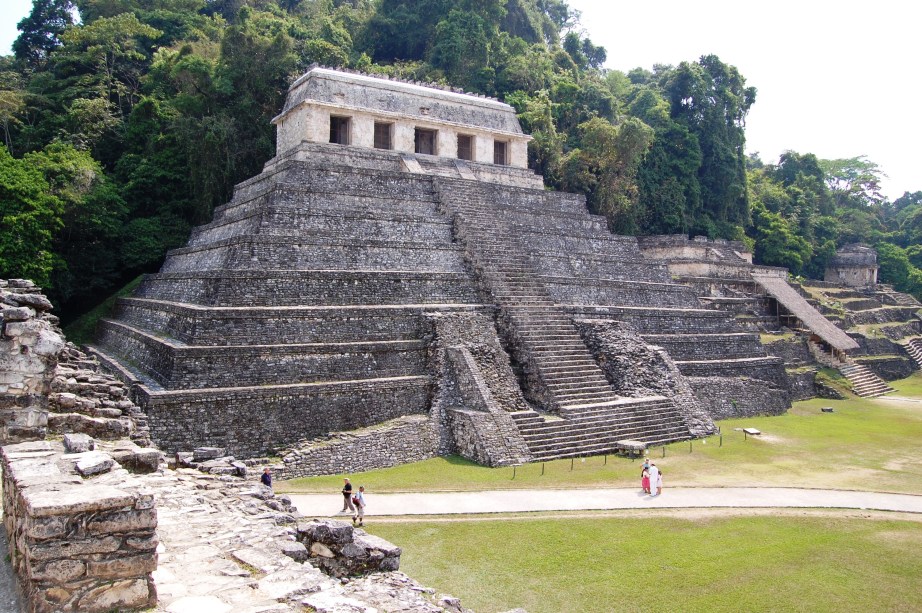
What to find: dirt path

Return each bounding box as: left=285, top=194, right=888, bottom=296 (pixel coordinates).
left=289, top=487, right=922, bottom=520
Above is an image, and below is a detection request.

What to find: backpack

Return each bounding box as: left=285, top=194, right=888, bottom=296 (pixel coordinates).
left=352, top=495, right=360, bottom=507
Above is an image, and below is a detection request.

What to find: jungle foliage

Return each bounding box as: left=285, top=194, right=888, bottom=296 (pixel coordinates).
left=1, top=0, right=920, bottom=320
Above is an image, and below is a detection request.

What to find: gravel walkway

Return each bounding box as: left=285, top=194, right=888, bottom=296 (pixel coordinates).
left=288, top=487, right=922, bottom=518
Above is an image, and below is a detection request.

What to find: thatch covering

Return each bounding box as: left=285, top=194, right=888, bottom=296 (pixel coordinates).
left=752, top=275, right=860, bottom=351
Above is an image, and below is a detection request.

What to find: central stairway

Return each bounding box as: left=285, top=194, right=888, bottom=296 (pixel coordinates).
left=435, top=180, right=692, bottom=459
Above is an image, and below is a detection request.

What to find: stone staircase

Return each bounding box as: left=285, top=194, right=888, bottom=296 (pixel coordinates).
left=435, top=180, right=692, bottom=458
left=510, top=397, right=690, bottom=460
left=807, top=339, right=892, bottom=397
left=902, top=338, right=922, bottom=369
left=838, top=363, right=894, bottom=398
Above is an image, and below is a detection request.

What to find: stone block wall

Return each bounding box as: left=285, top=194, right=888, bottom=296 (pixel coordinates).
left=98, top=320, right=428, bottom=389
left=280, top=415, right=438, bottom=478
left=113, top=299, right=483, bottom=346
left=136, top=270, right=482, bottom=307
left=687, top=376, right=791, bottom=419
left=567, top=305, right=733, bottom=334
left=136, top=376, right=432, bottom=456
left=856, top=356, right=914, bottom=381
left=786, top=369, right=819, bottom=401
left=160, top=236, right=469, bottom=274
left=1, top=440, right=157, bottom=613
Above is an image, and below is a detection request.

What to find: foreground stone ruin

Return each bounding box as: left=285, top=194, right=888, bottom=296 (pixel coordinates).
left=3, top=278, right=465, bottom=612
left=1, top=441, right=158, bottom=613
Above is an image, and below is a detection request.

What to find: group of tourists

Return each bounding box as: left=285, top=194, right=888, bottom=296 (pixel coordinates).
left=640, top=458, right=663, bottom=496
left=339, top=477, right=367, bottom=525
left=261, top=468, right=368, bottom=526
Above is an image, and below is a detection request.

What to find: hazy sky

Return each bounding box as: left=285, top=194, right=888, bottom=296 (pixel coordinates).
left=566, top=0, right=921, bottom=199
left=2, top=0, right=919, bottom=198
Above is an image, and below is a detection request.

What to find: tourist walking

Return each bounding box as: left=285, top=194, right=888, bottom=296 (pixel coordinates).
left=352, top=486, right=367, bottom=526
left=647, top=462, right=659, bottom=497
left=641, top=464, right=651, bottom=495
left=656, top=470, right=663, bottom=496
left=340, top=477, right=355, bottom=513
left=260, top=467, right=272, bottom=489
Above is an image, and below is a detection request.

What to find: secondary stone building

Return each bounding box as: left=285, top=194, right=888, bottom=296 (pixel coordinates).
left=92, top=68, right=793, bottom=474
left=825, top=243, right=879, bottom=287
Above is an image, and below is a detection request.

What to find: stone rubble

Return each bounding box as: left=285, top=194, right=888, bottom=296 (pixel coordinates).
left=0, top=279, right=153, bottom=447
left=131, top=465, right=472, bottom=613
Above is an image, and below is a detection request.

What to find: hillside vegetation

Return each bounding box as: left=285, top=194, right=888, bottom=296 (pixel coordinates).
left=2, top=0, right=921, bottom=321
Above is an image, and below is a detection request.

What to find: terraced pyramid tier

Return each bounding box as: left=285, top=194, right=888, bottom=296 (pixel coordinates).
left=94, top=148, right=499, bottom=457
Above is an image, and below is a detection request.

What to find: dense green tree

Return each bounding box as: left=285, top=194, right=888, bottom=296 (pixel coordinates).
left=13, top=0, right=75, bottom=68
left=0, top=146, right=63, bottom=286
left=662, top=55, right=756, bottom=232
left=559, top=116, right=653, bottom=234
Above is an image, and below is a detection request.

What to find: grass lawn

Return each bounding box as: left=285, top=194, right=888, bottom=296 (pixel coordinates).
left=372, top=514, right=922, bottom=613
left=279, top=374, right=922, bottom=495
left=280, top=375, right=922, bottom=612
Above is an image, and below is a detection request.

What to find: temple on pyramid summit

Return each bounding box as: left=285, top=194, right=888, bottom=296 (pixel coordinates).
left=92, top=67, right=802, bottom=475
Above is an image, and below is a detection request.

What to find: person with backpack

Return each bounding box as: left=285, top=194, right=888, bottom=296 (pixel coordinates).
left=352, top=486, right=367, bottom=526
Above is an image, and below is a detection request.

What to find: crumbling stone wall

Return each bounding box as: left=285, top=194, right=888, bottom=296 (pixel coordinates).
left=1, top=280, right=151, bottom=446
left=573, top=319, right=716, bottom=436
left=0, top=279, right=64, bottom=443
left=687, top=376, right=791, bottom=419
left=424, top=312, right=532, bottom=465
left=2, top=440, right=157, bottom=613
left=279, top=416, right=438, bottom=478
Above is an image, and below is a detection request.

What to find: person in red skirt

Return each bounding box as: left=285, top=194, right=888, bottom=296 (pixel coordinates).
left=641, top=458, right=651, bottom=494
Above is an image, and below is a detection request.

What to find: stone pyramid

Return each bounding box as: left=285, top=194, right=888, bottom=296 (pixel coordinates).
left=92, top=68, right=789, bottom=470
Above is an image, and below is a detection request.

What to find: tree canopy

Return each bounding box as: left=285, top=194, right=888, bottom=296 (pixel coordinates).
left=1, top=0, right=919, bottom=318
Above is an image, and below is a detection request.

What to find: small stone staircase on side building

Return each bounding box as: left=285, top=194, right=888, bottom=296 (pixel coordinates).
left=838, top=363, right=894, bottom=398
left=902, top=338, right=922, bottom=369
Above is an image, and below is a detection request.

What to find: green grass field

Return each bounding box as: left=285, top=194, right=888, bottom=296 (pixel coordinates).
left=373, top=514, right=922, bottom=613
left=280, top=378, right=922, bottom=496
left=281, top=376, right=922, bottom=612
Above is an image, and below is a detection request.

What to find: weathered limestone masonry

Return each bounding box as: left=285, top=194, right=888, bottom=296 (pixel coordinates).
left=95, top=67, right=797, bottom=470
left=796, top=279, right=921, bottom=383
left=273, top=66, right=535, bottom=179
left=573, top=320, right=715, bottom=435
left=424, top=311, right=533, bottom=466
left=0, top=279, right=64, bottom=443
left=825, top=243, right=879, bottom=287
left=280, top=416, right=439, bottom=479
left=1, top=440, right=157, bottom=613
left=1, top=280, right=153, bottom=447
left=638, top=238, right=919, bottom=398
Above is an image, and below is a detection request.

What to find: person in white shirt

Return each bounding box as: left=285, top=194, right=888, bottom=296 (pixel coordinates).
left=353, top=486, right=367, bottom=526
left=648, top=463, right=659, bottom=497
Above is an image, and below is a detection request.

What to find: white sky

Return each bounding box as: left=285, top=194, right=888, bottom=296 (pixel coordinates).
left=566, top=0, right=921, bottom=200
left=2, top=0, right=919, bottom=199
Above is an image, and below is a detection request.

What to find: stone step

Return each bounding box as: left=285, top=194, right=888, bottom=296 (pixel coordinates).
left=524, top=427, right=689, bottom=454
left=527, top=428, right=691, bottom=460
left=516, top=408, right=684, bottom=434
